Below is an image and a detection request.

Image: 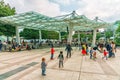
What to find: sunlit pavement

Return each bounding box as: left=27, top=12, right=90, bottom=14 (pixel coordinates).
left=0, top=47, right=120, bottom=80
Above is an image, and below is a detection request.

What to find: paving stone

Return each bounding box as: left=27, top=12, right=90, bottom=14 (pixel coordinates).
left=0, top=48, right=120, bottom=80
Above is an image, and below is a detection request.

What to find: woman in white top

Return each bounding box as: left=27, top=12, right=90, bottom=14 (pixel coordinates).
left=111, top=41, right=116, bottom=57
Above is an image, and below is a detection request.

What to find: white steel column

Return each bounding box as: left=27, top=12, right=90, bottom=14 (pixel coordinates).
left=92, top=29, right=97, bottom=47
left=92, top=17, right=98, bottom=47
left=67, top=24, right=73, bottom=44
left=39, top=30, right=42, bottom=42
left=59, top=31, right=61, bottom=42
left=16, top=26, right=20, bottom=45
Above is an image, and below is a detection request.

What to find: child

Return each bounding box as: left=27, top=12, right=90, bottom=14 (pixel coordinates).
left=86, top=46, right=89, bottom=55
left=58, top=51, right=64, bottom=68
left=89, top=47, right=93, bottom=59
left=81, top=47, right=86, bottom=55
left=41, top=57, right=47, bottom=76
left=93, top=51, right=97, bottom=60
left=102, top=49, right=108, bottom=60
left=50, top=46, right=55, bottom=60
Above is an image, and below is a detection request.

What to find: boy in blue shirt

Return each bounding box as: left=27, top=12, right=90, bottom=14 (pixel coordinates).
left=41, top=57, right=47, bottom=76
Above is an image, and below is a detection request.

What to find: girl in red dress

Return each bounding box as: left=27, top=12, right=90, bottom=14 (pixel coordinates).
left=102, top=49, right=108, bottom=60
left=50, top=46, right=55, bottom=60
left=81, top=47, right=86, bottom=55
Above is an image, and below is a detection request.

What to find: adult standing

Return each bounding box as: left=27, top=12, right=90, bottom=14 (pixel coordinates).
left=65, top=44, right=72, bottom=58
left=93, top=45, right=101, bottom=52
left=3, top=41, right=7, bottom=51
left=99, top=43, right=104, bottom=53
left=106, top=42, right=112, bottom=58
left=111, top=41, right=116, bottom=57
left=8, top=41, right=12, bottom=52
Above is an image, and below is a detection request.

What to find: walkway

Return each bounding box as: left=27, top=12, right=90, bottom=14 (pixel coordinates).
left=0, top=47, right=120, bottom=80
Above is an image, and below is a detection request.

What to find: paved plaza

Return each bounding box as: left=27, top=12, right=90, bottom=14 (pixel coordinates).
left=0, top=47, right=120, bottom=80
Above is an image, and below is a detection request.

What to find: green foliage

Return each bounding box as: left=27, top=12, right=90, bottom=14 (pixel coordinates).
left=96, top=32, right=102, bottom=40
left=80, top=33, right=87, bottom=38
left=0, top=0, right=16, bottom=37
left=72, top=32, right=93, bottom=42
left=0, top=32, right=3, bottom=35
left=20, top=29, right=39, bottom=39
left=0, top=25, right=5, bottom=36
left=0, top=23, right=15, bottom=37
left=115, top=37, right=120, bottom=46
left=115, top=24, right=120, bottom=45
left=20, top=29, right=59, bottom=39
left=73, top=34, right=78, bottom=38
left=80, top=33, right=92, bottom=39
left=105, top=30, right=113, bottom=38
left=116, top=24, right=120, bottom=33
left=115, top=20, right=120, bottom=25
left=87, top=34, right=93, bottom=40
left=0, top=0, right=15, bottom=17
left=61, top=32, right=67, bottom=36
left=42, top=30, right=59, bottom=39
left=61, top=32, right=67, bottom=39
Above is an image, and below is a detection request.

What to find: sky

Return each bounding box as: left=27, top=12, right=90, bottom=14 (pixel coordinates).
left=3, top=0, right=120, bottom=22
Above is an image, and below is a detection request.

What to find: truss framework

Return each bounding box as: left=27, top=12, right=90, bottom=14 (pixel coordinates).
left=0, top=11, right=112, bottom=31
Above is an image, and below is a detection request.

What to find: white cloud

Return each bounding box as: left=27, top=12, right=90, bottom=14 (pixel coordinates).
left=4, top=0, right=61, bottom=17
left=4, top=0, right=120, bottom=22
left=76, top=0, right=120, bottom=22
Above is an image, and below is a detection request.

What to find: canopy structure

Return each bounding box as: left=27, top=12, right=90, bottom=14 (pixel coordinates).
left=0, top=11, right=113, bottom=46
left=0, top=11, right=111, bottom=31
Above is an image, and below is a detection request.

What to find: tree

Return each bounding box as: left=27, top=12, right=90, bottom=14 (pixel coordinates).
left=72, top=32, right=93, bottom=42
left=20, top=29, right=39, bottom=39
left=20, top=29, right=59, bottom=39
left=61, top=32, right=68, bottom=39
left=105, top=30, right=113, bottom=39
left=0, top=0, right=15, bottom=17
left=42, top=30, right=59, bottom=39
left=0, top=23, right=15, bottom=36
left=115, top=24, right=120, bottom=45
left=0, top=0, right=16, bottom=37
left=116, top=24, right=120, bottom=33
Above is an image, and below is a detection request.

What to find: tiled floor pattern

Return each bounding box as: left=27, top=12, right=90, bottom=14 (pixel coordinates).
left=0, top=47, right=120, bottom=80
